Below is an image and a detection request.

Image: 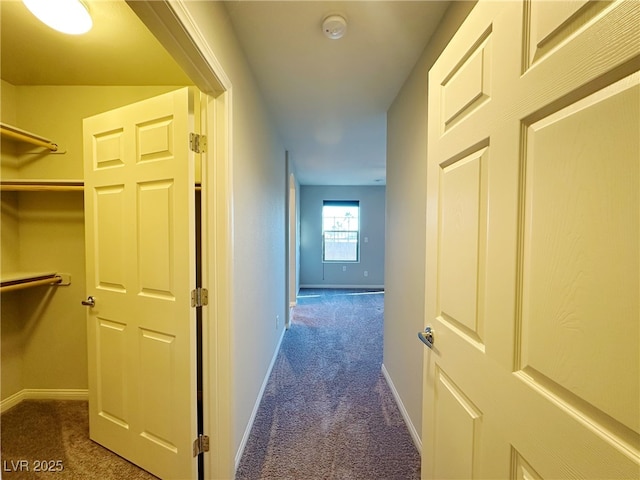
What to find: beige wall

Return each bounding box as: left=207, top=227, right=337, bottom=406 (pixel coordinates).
left=1, top=80, right=18, bottom=125
left=384, top=1, right=476, bottom=448
left=177, top=1, right=287, bottom=465
left=0, top=84, right=187, bottom=403
left=0, top=85, right=20, bottom=174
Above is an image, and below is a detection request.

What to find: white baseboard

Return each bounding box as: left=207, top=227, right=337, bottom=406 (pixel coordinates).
left=235, top=328, right=286, bottom=472
left=381, top=364, right=422, bottom=453
left=299, top=284, right=385, bottom=289
left=1, top=388, right=89, bottom=414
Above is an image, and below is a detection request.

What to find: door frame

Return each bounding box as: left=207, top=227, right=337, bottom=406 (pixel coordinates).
left=286, top=153, right=299, bottom=329
left=126, top=2, right=234, bottom=478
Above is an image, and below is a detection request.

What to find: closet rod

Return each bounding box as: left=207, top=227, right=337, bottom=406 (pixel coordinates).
left=0, top=275, right=62, bottom=293
left=0, top=124, right=58, bottom=152
left=1, top=182, right=84, bottom=192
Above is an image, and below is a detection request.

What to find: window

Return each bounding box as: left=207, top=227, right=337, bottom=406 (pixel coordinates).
left=322, top=201, right=359, bottom=262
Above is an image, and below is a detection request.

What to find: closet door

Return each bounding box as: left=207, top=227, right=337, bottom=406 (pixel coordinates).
left=83, top=87, right=198, bottom=479
left=422, top=1, right=639, bottom=479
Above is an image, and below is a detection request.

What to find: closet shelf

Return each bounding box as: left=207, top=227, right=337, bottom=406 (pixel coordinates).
left=1, top=181, right=200, bottom=192
left=1, top=180, right=84, bottom=192
left=1, top=122, right=59, bottom=152
left=0, top=272, right=63, bottom=293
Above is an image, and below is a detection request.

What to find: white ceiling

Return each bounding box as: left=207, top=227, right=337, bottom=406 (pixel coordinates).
left=224, top=1, right=449, bottom=185
left=0, top=0, right=450, bottom=186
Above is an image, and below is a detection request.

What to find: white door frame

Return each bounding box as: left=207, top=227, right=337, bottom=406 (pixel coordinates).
left=126, top=2, right=234, bottom=478
left=287, top=154, right=298, bottom=328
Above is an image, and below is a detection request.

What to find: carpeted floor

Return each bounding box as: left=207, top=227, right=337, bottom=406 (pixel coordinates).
left=0, top=400, right=157, bottom=479
left=1, top=289, right=420, bottom=480
left=235, top=288, right=421, bottom=480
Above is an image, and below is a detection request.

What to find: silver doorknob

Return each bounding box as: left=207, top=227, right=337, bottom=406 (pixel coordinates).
left=418, top=326, right=434, bottom=349
left=81, top=296, right=95, bottom=307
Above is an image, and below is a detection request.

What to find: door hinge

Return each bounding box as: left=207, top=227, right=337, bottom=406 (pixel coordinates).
left=193, top=434, right=210, bottom=457
left=191, top=287, right=208, bottom=307
left=189, top=133, right=207, bottom=153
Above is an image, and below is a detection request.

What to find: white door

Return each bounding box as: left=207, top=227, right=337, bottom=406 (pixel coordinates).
left=83, top=87, right=198, bottom=479
left=422, top=1, right=639, bottom=478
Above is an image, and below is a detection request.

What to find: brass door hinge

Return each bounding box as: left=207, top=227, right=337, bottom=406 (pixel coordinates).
left=189, top=133, right=207, bottom=153
left=193, top=434, right=210, bottom=457
left=191, top=287, right=208, bottom=307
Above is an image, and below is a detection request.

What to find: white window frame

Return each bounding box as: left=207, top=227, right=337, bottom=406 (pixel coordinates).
left=322, top=200, right=360, bottom=263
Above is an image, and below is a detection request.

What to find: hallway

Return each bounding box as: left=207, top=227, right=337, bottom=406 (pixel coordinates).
left=236, top=289, right=419, bottom=479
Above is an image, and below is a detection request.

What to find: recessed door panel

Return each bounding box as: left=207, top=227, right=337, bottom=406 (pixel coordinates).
left=510, top=448, right=542, bottom=480
left=433, top=368, right=482, bottom=480
left=139, top=328, right=178, bottom=453
left=523, top=0, right=612, bottom=70
left=93, top=128, right=125, bottom=169
left=137, top=116, right=174, bottom=164
left=438, top=148, right=487, bottom=346
left=96, top=318, right=128, bottom=429
left=441, top=29, right=492, bottom=132
left=137, top=181, right=175, bottom=299
left=519, top=73, right=640, bottom=434
left=94, top=185, right=126, bottom=292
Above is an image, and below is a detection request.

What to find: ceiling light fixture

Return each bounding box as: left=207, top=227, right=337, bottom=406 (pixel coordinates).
left=322, top=14, right=347, bottom=40
left=23, top=0, right=93, bottom=35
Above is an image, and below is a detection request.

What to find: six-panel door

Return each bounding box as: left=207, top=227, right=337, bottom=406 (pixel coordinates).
left=423, top=1, right=639, bottom=478
left=83, top=87, right=198, bottom=479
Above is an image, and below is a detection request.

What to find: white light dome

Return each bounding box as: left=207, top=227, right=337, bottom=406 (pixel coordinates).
left=23, top=0, right=93, bottom=35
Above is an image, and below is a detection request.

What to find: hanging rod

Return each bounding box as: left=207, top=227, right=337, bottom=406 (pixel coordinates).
left=1, top=180, right=84, bottom=192
left=0, top=273, right=63, bottom=293
left=0, top=123, right=58, bottom=152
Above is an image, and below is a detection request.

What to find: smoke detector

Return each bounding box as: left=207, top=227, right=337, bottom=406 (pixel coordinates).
left=322, top=14, right=347, bottom=40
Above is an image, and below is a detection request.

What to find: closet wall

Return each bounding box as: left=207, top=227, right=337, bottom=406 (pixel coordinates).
left=0, top=81, right=187, bottom=407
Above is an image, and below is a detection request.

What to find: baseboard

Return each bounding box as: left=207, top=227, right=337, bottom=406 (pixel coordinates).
left=381, top=364, right=422, bottom=453
left=235, top=328, right=286, bottom=471
left=1, top=388, right=89, bottom=414
left=299, top=284, right=385, bottom=290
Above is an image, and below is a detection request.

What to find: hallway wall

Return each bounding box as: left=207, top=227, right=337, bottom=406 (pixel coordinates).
left=384, top=0, right=476, bottom=448
left=175, top=2, right=288, bottom=470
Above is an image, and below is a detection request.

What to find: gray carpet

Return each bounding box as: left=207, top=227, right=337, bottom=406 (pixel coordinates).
left=0, top=400, right=157, bottom=479
left=235, top=289, right=421, bottom=480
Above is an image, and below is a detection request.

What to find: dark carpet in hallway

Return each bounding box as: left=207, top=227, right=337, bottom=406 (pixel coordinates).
left=235, top=289, right=420, bottom=480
